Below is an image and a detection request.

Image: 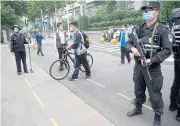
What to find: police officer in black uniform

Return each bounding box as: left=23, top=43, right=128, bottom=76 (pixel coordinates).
left=11, top=25, right=29, bottom=75
left=126, top=1, right=172, bottom=126
left=169, top=8, right=180, bottom=122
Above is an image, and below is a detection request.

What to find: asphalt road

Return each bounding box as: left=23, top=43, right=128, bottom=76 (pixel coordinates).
left=1, top=32, right=178, bottom=126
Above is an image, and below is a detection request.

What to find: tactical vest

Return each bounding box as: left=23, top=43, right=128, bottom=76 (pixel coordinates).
left=136, top=22, right=164, bottom=59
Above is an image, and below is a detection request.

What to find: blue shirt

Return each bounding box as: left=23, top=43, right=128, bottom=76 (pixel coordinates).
left=35, top=35, right=43, bottom=44
left=120, top=31, right=130, bottom=48
left=121, top=32, right=126, bottom=47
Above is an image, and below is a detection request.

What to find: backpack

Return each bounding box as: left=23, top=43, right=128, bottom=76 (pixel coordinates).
left=79, top=31, right=90, bottom=49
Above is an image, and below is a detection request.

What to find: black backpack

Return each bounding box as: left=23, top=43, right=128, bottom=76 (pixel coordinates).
left=79, top=31, right=89, bottom=49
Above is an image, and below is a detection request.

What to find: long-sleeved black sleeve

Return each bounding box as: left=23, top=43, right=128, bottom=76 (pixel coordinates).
left=150, top=27, right=172, bottom=64
left=24, top=36, right=28, bottom=44
left=71, top=32, right=81, bottom=49
left=10, top=37, right=14, bottom=52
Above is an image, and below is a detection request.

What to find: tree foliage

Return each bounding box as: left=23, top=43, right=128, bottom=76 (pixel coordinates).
left=159, top=1, right=180, bottom=22
left=27, top=0, right=73, bottom=21
left=2, top=1, right=28, bottom=17
left=1, top=3, right=24, bottom=29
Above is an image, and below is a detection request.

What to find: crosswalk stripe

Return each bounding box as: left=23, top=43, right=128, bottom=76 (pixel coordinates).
left=91, top=43, right=119, bottom=47
left=107, top=49, right=120, bottom=52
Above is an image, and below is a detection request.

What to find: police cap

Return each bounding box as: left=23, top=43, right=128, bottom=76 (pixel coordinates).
left=141, top=1, right=160, bottom=10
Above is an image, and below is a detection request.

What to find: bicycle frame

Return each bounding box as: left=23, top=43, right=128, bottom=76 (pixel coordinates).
left=62, top=47, right=76, bottom=65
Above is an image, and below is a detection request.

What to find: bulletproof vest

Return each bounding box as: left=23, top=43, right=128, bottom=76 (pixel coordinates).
left=137, top=23, right=163, bottom=59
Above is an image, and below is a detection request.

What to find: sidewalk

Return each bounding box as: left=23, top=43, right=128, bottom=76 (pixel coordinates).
left=1, top=45, right=114, bottom=126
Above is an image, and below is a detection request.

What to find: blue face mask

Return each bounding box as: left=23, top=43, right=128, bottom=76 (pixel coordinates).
left=14, top=28, right=19, bottom=33
left=143, top=11, right=154, bottom=21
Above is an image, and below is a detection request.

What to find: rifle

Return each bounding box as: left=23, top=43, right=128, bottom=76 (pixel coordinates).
left=131, top=31, right=152, bottom=80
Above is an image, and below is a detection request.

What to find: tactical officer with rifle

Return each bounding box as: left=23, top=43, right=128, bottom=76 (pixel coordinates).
left=169, top=8, right=180, bottom=122
left=126, top=1, right=172, bottom=126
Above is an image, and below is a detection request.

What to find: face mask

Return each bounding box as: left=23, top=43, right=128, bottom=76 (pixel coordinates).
left=143, top=11, right=154, bottom=21
left=14, top=28, right=19, bottom=33
left=122, top=27, right=126, bottom=31
left=59, top=26, right=63, bottom=31
left=70, top=27, right=74, bottom=32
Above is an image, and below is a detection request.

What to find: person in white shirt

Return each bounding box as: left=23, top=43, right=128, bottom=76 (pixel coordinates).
left=54, top=22, right=67, bottom=59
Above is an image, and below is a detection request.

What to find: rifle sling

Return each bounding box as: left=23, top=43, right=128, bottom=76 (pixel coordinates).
left=150, top=22, right=159, bottom=58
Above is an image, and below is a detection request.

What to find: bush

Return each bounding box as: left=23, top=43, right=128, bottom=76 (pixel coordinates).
left=77, top=15, right=89, bottom=30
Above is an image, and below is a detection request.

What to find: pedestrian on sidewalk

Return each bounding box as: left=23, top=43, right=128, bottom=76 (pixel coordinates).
left=10, top=25, right=29, bottom=75
left=68, top=21, right=91, bottom=81
left=54, top=22, right=67, bottom=59
left=119, top=24, right=131, bottom=66
left=35, top=31, right=44, bottom=56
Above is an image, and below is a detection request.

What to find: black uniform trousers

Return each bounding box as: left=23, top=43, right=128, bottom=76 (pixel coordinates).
left=170, top=59, right=180, bottom=107
left=133, top=64, right=164, bottom=115
left=72, top=52, right=91, bottom=78
left=15, top=51, right=28, bottom=72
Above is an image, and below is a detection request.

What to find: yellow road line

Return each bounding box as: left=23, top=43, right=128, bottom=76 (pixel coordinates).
left=143, top=104, right=153, bottom=110
left=25, top=79, right=32, bottom=89
left=117, top=92, right=153, bottom=110
left=32, top=91, right=45, bottom=108
left=87, top=79, right=106, bottom=88
left=50, top=118, right=59, bottom=126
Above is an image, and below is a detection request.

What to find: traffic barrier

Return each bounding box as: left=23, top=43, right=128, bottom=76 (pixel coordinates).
left=100, top=38, right=105, bottom=44
left=88, top=38, right=92, bottom=44
left=111, top=39, right=117, bottom=45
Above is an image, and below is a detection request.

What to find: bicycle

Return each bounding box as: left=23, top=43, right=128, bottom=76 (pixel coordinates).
left=49, top=45, right=93, bottom=80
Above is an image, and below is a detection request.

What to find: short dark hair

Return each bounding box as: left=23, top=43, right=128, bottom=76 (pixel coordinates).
left=69, top=21, right=78, bottom=27
left=57, top=22, right=62, bottom=27
left=122, top=24, right=127, bottom=28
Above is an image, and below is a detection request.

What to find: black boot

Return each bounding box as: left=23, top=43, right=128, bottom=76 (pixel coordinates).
left=153, top=114, right=161, bottom=126
left=176, top=108, right=180, bottom=122
left=169, top=102, right=178, bottom=111
left=127, top=102, right=142, bottom=117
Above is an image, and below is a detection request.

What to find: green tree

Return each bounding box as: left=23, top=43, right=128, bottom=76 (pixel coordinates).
left=2, top=1, right=28, bottom=16
left=1, top=4, right=23, bottom=29
left=159, top=1, right=180, bottom=22
left=105, top=1, right=117, bottom=14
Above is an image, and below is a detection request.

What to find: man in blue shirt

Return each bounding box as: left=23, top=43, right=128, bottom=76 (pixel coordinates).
left=68, top=21, right=91, bottom=81
left=119, top=24, right=131, bottom=65
left=35, top=31, right=44, bottom=56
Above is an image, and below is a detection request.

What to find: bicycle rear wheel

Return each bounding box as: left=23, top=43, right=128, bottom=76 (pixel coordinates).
left=80, top=53, right=93, bottom=72
left=49, top=60, right=70, bottom=80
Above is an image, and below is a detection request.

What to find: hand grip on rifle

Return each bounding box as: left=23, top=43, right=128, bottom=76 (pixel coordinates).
left=131, top=31, right=152, bottom=80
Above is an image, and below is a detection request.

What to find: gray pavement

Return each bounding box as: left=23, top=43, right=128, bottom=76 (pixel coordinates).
left=1, top=32, right=179, bottom=126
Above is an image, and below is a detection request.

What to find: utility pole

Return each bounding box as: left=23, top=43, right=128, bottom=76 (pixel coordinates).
left=55, top=1, right=57, bottom=30
left=41, top=9, right=44, bottom=33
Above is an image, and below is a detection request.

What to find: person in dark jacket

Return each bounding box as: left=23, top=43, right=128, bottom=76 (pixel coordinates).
left=11, top=25, right=28, bottom=75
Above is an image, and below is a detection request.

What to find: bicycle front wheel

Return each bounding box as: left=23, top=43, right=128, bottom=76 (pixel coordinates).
left=49, top=60, right=70, bottom=80
left=80, top=53, right=93, bottom=72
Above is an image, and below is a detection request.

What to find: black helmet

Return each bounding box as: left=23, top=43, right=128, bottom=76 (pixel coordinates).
left=171, top=8, right=180, bottom=19
left=12, top=25, right=20, bottom=30
left=141, top=1, right=160, bottom=10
